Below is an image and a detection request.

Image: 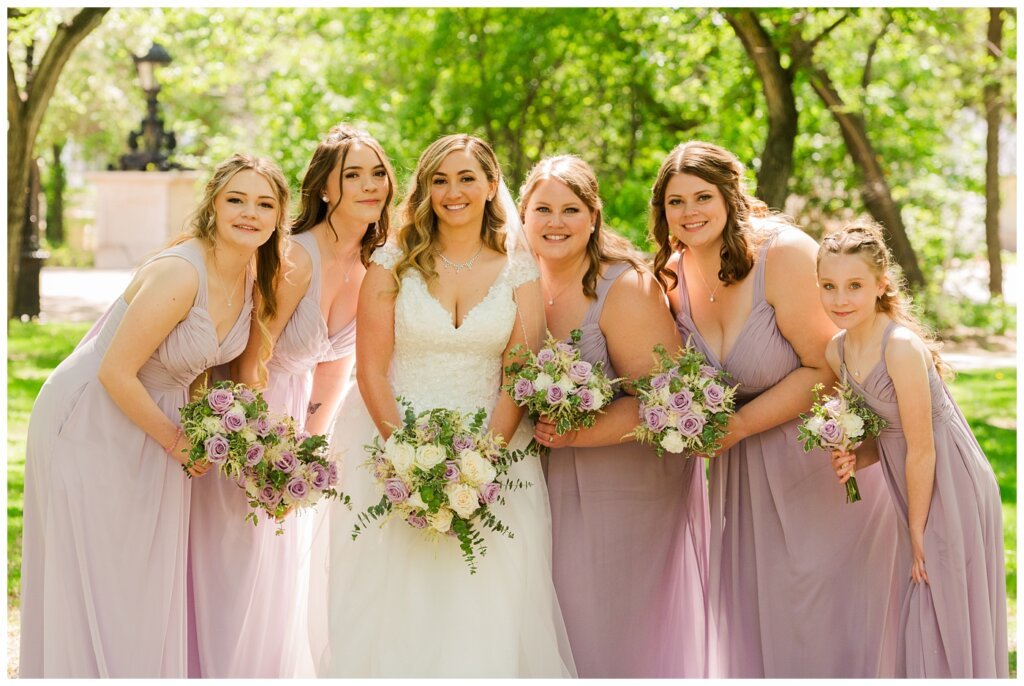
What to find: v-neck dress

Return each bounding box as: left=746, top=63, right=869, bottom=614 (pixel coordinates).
left=544, top=261, right=710, bottom=677
left=673, top=230, right=901, bottom=677
left=19, top=240, right=253, bottom=677
left=839, top=322, right=1007, bottom=677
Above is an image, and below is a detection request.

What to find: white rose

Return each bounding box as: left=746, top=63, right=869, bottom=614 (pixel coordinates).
left=534, top=372, right=553, bottom=391
left=589, top=387, right=606, bottom=410
left=445, top=483, right=479, bottom=518
left=406, top=491, right=427, bottom=511
left=657, top=385, right=673, bottom=405
left=805, top=416, right=825, bottom=434
left=838, top=412, right=865, bottom=440
left=660, top=430, right=686, bottom=454
left=202, top=416, right=223, bottom=435
left=387, top=440, right=416, bottom=476
left=239, top=427, right=257, bottom=445
left=459, top=449, right=498, bottom=487
left=231, top=401, right=244, bottom=414
left=557, top=375, right=573, bottom=391
left=430, top=507, right=453, bottom=533
left=415, top=444, right=446, bottom=470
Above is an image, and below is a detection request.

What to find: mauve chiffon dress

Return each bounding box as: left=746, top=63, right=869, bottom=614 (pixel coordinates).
left=544, top=261, right=710, bottom=678
left=187, top=231, right=357, bottom=677
left=19, top=241, right=253, bottom=677
left=839, top=322, right=1008, bottom=677
left=673, top=230, right=901, bottom=678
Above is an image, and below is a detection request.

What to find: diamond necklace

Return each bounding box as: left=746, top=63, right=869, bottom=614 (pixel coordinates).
left=211, top=256, right=244, bottom=308
left=690, top=252, right=722, bottom=303
left=437, top=244, right=484, bottom=273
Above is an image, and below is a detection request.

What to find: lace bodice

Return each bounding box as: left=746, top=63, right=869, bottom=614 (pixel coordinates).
left=371, top=243, right=538, bottom=416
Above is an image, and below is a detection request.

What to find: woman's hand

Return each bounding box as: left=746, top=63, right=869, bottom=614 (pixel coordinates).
left=831, top=449, right=857, bottom=484
left=534, top=416, right=578, bottom=449
left=910, top=529, right=930, bottom=585
left=169, top=436, right=212, bottom=478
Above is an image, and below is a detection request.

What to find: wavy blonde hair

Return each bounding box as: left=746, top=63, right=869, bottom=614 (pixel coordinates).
left=393, top=134, right=506, bottom=287
left=519, top=154, right=644, bottom=299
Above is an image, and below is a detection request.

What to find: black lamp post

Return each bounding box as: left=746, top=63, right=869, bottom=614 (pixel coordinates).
left=118, top=43, right=181, bottom=171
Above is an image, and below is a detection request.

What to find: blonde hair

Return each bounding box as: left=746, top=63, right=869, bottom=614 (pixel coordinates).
left=292, top=123, right=395, bottom=266
left=519, top=154, right=644, bottom=299
left=186, top=153, right=289, bottom=385
left=818, top=221, right=949, bottom=378
left=393, top=134, right=506, bottom=287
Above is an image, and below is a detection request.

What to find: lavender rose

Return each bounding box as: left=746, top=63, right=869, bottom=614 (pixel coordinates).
left=576, top=387, right=596, bottom=411
left=272, top=422, right=288, bottom=438
left=546, top=385, right=567, bottom=405
left=309, top=463, right=330, bottom=490
left=651, top=373, right=670, bottom=390
left=286, top=477, right=309, bottom=501
left=244, top=443, right=265, bottom=467
left=274, top=450, right=298, bottom=474
left=478, top=481, right=501, bottom=505
left=327, top=461, right=340, bottom=486
left=819, top=418, right=845, bottom=446
left=204, top=435, right=230, bottom=463
left=513, top=377, right=535, bottom=401
left=568, top=360, right=593, bottom=384
left=258, top=485, right=279, bottom=505
left=383, top=478, right=410, bottom=504
left=824, top=398, right=843, bottom=415
left=221, top=409, right=246, bottom=433
left=677, top=413, right=706, bottom=438
left=207, top=388, right=234, bottom=414
left=236, top=387, right=256, bottom=403
left=295, top=430, right=312, bottom=444
left=556, top=342, right=574, bottom=355
left=537, top=348, right=556, bottom=364
left=667, top=389, right=693, bottom=414
left=703, top=382, right=726, bottom=409
left=643, top=405, right=669, bottom=432
left=407, top=514, right=428, bottom=529
left=453, top=434, right=476, bottom=453
left=251, top=413, right=272, bottom=438
left=700, top=365, right=718, bottom=378
left=443, top=461, right=461, bottom=482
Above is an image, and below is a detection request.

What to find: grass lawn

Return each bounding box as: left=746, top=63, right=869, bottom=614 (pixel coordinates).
left=5, top=320, right=1018, bottom=675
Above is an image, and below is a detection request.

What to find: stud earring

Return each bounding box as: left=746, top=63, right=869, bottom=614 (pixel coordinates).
left=322, top=194, right=329, bottom=203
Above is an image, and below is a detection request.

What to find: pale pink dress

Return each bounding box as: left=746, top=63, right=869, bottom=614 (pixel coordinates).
left=673, top=230, right=902, bottom=677
left=187, top=231, right=356, bottom=677
left=840, top=322, right=1008, bottom=677
left=19, top=241, right=253, bottom=677
left=545, top=261, right=710, bottom=678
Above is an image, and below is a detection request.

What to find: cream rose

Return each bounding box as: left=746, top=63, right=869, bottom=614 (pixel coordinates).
left=805, top=416, right=825, bottom=434
left=238, top=427, right=257, bottom=445
left=459, top=449, right=498, bottom=487
left=406, top=491, right=427, bottom=511
left=202, top=416, right=224, bottom=435
left=660, top=429, right=686, bottom=454
left=386, top=437, right=416, bottom=475
left=445, top=483, right=479, bottom=518
left=429, top=507, right=454, bottom=533
left=533, top=372, right=553, bottom=391
left=838, top=413, right=865, bottom=440
left=415, top=444, right=446, bottom=470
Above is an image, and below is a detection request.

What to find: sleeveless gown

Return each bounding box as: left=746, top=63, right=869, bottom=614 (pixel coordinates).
left=544, top=261, right=710, bottom=678
left=187, top=231, right=356, bottom=677
left=312, top=244, right=576, bottom=677
left=19, top=241, right=253, bottom=677
left=839, top=322, right=1008, bottom=677
left=673, top=230, right=901, bottom=677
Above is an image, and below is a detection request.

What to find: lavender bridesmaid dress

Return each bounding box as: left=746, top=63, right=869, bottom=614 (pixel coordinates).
left=839, top=322, right=1008, bottom=677
left=545, top=262, right=710, bottom=678
left=188, top=231, right=356, bottom=677
left=19, top=241, right=253, bottom=677
left=673, top=230, right=901, bottom=678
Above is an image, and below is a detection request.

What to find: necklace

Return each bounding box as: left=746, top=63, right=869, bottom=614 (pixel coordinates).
left=212, top=262, right=244, bottom=308
left=690, top=253, right=723, bottom=303
left=337, top=248, right=360, bottom=283
left=545, top=279, right=577, bottom=306
left=437, top=244, right=484, bottom=273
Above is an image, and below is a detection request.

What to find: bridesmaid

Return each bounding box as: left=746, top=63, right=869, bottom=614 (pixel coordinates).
left=187, top=125, right=395, bottom=677
left=650, top=141, right=900, bottom=677
left=18, top=154, right=287, bottom=677
left=821, top=223, right=1007, bottom=677
left=521, top=155, right=709, bottom=678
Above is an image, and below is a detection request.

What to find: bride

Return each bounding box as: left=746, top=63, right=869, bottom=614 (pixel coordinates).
left=309, top=134, right=577, bottom=677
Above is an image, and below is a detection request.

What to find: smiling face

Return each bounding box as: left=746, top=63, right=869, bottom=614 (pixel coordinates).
left=213, top=169, right=280, bottom=249
left=817, top=252, right=887, bottom=330
left=663, top=172, right=728, bottom=251
left=430, top=149, right=497, bottom=234
left=523, top=177, right=595, bottom=263
left=323, top=142, right=390, bottom=229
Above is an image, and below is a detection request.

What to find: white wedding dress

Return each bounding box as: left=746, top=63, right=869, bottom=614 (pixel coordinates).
left=309, top=243, right=577, bottom=677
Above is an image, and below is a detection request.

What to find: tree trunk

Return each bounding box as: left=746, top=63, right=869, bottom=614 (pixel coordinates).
left=984, top=7, right=1004, bottom=296
left=7, top=8, right=107, bottom=319
left=724, top=10, right=798, bottom=212
left=46, top=141, right=66, bottom=244
left=806, top=65, right=925, bottom=288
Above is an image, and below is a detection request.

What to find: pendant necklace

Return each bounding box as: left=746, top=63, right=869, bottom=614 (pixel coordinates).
left=691, top=254, right=722, bottom=303
left=437, top=244, right=484, bottom=273
left=212, top=256, right=244, bottom=308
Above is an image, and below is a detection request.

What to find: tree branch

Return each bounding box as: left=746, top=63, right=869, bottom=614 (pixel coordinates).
left=8, top=56, right=23, bottom=127
left=791, top=10, right=851, bottom=69
left=861, top=11, right=893, bottom=90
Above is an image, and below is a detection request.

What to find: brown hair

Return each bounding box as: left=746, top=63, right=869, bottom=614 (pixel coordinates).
left=291, top=123, right=395, bottom=266
left=186, top=153, right=289, bottom=384
left=817, top=221, right=949, bottom=378
left=649, top=141, right=761, bottom=293
left=519, top=154, right=644, bottom=299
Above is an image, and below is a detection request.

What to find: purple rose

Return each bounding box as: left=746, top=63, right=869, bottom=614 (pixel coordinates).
left=453, top=434, right=476, bottom=452
left=207, top=388, right=234, bottom=414
left=537, top=348, right=556, bottom=364
left=556, top=342, right=574, bottom=355
left=444, top=461, right=461, bottom=482
left=222, top=409, right=246, bottom=433
left=651, top=373, right=670, bottom=390
left=286, top=477, right=309, bottom=501
left=568, top=360, right=593, bottom=384
left=677, top=413, right=705, bottom=438
left=244, top=443, right=265, bottom=466
left=546, top=385, right=566, bottom=405
left=703, top=382, right=725, bottom=409
left=372, top=456, right=389, bottom=480
left=295, top=430, right=312, bottom=444
left=824, top=398, right=842, bottom=415
left=309, top=463, right=330, bottom=490
left=576, top=387, right=596, bottom=411
left=383, top=478, right=409, bottom=504
left=667, top=389, right=693, bottom=414
left=251, top=413, right=272, bottom=438
left=700, top=365, right=718, bottom=378
left=478, top=482, right=501, bottom=505
left=204, top=435, right=230, bottom=463
left=643, top=406, right=669, bottom=432
left=820, top=418, right=845, bottom=446
left=274, top=450, right=297, bottom=474
left=327, top=461, right=339, bottom=486
left=513, top=377, right=535, bottom=401
left=258, top=485, right=279, bottom=505
left=407, top=514, right=428, bottom=529
left=272, top=422, right=288, bottom=438
left=236, top=387, right=256, bottom=403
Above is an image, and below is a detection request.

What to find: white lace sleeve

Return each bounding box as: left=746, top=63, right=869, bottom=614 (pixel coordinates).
left=370, top=243, right=402, bottom=270
left=506, top=248, right=540, bottom=288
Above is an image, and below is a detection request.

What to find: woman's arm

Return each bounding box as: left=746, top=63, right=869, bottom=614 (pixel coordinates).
left=304, top=355, right=355, bottom=436
left=490, top=277, right=545, bottom=444
left=355, top=263, right=401, bottom=439
left=96, top=257, right=206, bottom=474
left=720, top=231, right=838, bottom=452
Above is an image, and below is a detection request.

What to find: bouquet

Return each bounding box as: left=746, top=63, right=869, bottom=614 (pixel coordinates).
left=798, top=381, right=888, bottom=504
left=179, top=380, right=349, bottom=533
left=630, top=343, right=737, bottom=458
left=353, top=398, right=532, bottom=573
left=503, top=328, right=619, bottom=449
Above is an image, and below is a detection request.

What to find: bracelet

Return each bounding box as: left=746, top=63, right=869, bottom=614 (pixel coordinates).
left=165, top=427, right=183, bottom=455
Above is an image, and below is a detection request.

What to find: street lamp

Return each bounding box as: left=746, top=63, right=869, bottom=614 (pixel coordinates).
left=118, top=43, right=181, bottom=171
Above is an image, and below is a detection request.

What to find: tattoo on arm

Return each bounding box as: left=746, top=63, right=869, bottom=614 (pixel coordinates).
left=307, top=402, right=322, bottom=417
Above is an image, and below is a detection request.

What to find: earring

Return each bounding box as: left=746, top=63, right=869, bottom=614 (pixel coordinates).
left=322, top=194, right=329, bottom=203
